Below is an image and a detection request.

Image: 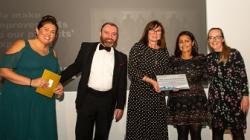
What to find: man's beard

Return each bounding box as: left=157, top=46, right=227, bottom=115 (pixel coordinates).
left=100, top=36, right=117, bottom=48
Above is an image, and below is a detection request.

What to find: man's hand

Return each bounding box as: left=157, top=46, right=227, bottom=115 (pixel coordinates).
left=54, top=83, right=64, bottom=98
left=114, top=109, right=124, bottom=122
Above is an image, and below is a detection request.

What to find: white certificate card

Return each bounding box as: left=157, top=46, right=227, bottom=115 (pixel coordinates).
left=156, top=74, right=189, bottom=91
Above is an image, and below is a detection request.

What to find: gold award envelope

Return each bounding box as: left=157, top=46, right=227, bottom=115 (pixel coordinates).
left=36, top=69, right=61, bottom=98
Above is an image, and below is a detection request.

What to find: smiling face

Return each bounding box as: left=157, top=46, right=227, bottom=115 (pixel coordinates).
left=178, top=35, right=193, bottom=54
left=208, top=29, right=224, bottom=52
left=148, top=26, right=162, bottom=43
left=100, top=24, right=118, bottom=48
left=36, top=23, right=57, bottom=45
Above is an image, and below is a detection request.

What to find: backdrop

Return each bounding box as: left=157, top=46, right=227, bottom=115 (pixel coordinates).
left=0, top=0, right=207, bottom=90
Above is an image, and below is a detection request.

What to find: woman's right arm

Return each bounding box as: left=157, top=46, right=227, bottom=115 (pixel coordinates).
left=128, top=43, right=160, bottom=92
left=142, top=76, right=160, bottom=93
left=0, top=40, right=46, bottom=88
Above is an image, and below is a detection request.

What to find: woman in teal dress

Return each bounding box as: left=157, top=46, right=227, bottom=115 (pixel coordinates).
left=0, top=15, right=63, bottom=140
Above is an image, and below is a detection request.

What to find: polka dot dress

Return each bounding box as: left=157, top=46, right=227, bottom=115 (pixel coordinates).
left=125, top=42, right=171, bottom=140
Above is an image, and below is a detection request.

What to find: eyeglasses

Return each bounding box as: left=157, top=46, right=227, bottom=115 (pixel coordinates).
left=208, top=36, right=223, bottom=40
left=149, top=29, right=162, bottom=34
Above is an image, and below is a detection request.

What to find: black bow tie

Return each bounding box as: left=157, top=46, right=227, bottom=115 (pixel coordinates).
left=99, top=44, right=111, bottom=52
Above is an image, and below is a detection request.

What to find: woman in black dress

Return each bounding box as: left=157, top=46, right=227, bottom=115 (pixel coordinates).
left=166, top=31, right=210, bottom=140
left=206, top=28, right=249, bottom=140
left=125, top=20, right=171, bottom=140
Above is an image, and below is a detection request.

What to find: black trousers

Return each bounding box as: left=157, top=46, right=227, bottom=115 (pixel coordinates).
left=75, top=87, right=114, bottom=140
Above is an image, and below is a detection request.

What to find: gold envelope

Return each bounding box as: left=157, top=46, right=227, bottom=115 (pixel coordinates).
left=36, top=69, right=61, bottom=98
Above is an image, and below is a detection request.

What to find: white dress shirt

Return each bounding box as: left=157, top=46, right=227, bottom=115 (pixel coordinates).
left=87, top=43, right=115, bottom=91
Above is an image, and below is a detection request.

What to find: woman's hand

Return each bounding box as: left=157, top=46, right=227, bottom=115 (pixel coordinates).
left=151, top=80, right=161, bottom=93
left=143, top=76, right=161, bottom=93
left=31, top=77, right=48, bottom=88
left=241, top=96, right=249, bottom=113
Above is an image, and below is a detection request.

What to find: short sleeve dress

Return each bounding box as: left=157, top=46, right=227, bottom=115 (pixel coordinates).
left=206, top=49, right=249, bottom=130
left=166, top=55, right=210, bottom=126
left=0, top=40, right=60, bottom=140
left=125, top=42, right=171, bottom=140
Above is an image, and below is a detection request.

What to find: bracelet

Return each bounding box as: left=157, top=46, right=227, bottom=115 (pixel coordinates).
left=30, top=78, right=32, bottom=87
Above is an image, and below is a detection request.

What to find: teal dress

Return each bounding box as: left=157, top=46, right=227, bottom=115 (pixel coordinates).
left=0, top=40, right=60, bottom=140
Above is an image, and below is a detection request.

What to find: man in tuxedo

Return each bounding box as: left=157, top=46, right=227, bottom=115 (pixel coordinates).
left=60, top=22, right=127, bottom=140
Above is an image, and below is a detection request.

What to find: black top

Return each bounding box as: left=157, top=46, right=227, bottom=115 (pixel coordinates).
left=166, top=55, right=210, bottom=125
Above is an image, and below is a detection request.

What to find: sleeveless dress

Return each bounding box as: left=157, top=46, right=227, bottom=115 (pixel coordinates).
left=0, top=40, right=60, bottom=140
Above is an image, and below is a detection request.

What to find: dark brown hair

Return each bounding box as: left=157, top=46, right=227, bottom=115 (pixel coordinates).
left=139, top=20, right=166, bottom=48
left=37, top=15, right=59, bottom=35
left=174, top=31, right=198, bottom=58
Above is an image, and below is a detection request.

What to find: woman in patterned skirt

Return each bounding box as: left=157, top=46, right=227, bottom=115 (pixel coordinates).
left=166, top=31, right=210, bottom=140
left=207, top=27, right=249, bottom=140
left=125, top=20, right=171, bottom=140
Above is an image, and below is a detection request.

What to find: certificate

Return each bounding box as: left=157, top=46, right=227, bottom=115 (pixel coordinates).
left=156, top=74, right=189, bottom=91
left=36, top=69, right=61, bottom=98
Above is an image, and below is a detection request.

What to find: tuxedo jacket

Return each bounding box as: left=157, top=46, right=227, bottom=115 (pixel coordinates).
left=61, top=42, right=127, bottom=110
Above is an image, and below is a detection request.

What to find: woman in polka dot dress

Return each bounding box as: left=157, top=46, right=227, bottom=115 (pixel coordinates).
left=125, top=20, right=171, bottom=140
